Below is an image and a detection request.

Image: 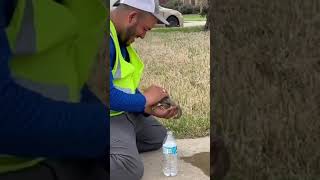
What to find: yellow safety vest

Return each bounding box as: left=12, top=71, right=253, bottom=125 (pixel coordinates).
left=1, top=0, right=106, bottom=174
left=110, top=21, right=144, bottom=116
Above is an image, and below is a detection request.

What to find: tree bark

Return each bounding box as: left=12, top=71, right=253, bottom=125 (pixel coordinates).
left=204, top=0, right=210, bottom=30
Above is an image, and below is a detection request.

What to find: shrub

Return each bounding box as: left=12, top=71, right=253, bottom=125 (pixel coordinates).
left=192, top=5, right=201, bottom=14
left=179, top=4, right=193, bottom=14
left=200, top=4, right=208, bottom=17
left=163, top=0, right=182, bottom=10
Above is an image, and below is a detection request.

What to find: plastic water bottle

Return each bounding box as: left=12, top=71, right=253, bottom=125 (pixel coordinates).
left=162, top=131, right=178, bottom=176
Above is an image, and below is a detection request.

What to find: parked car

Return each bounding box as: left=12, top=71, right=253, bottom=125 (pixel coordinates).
left=157, top=6, right=184, bottom=27
left=111, top=0, right=184, bottom=27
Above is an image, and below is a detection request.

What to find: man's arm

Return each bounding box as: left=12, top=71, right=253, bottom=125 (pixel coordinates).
left=109, top=37, right=173, bottom=116
left=109, top=37, right=147, bottom=112
left=0, top=29, right=108, bottom=158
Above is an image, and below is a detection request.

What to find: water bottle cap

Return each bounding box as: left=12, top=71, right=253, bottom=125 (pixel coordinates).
left=167, top=131, right=173, bottom=135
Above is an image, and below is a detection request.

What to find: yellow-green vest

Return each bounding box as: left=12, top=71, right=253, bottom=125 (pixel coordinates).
left=110, top=21, right=144, bottom=116
left=0, top=0, right=107, bottom=174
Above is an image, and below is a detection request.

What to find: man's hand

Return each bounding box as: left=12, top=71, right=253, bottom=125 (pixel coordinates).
left=142, top=85, right=169, bottom=106
left=144, top=105, right=179, bottom=119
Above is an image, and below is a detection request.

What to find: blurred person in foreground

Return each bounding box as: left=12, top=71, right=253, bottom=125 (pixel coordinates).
left=0, top=0, right=109, bottom=179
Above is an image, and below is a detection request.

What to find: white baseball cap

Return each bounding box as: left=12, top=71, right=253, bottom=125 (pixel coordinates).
left=119, top=0, right=169, bottom=25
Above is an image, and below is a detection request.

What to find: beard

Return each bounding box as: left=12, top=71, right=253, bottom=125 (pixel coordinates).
left=120, top=23, right=138, bottom=46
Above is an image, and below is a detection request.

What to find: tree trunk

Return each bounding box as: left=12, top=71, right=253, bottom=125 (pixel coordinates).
left=204, top=0, right=210, bottom=30
left=212, top=0, right=320, bottom=179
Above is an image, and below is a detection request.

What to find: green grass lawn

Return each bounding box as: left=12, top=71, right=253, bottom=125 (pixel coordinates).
left=152, top=26, right=206, bottom=33
left=160, top=116, right=210, bottom=139
left=134, top=30, right=210, bottom=139
left=183, top=14, right=206, bottom=21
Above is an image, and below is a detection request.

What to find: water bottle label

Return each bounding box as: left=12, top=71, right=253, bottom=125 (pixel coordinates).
left=163, top=146, right=177, bottom=154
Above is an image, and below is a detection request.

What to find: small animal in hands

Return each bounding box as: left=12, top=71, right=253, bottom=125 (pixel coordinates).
left=152, top=97, right=182, bottom=119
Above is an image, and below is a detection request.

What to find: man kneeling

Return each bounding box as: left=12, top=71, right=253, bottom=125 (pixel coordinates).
left=109, top=0, right=179, bottom=179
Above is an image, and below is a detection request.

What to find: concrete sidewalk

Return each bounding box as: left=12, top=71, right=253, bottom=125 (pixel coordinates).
left=141, top=136, right=210, bottom=180
left=184, top=21, right=206, bottom=27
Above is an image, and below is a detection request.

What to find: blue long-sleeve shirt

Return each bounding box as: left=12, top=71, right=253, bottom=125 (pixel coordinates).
left=110, top=36, right=146, bottom=112
left=0, top=5, right=108, bottom=158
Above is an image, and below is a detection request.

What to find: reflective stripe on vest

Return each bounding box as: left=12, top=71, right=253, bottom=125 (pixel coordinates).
left=109, top=21, right=144, bottom=117
left=112, top=46, right=122, bottom=79
left=1, top=0, right=107, bottom=174
left=13, top=76, right=69, bottom=101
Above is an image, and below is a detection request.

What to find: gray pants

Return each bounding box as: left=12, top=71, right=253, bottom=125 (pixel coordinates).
left=0, top=159, right=107, bottom=180
left=110, top=113, right=167, bottom=180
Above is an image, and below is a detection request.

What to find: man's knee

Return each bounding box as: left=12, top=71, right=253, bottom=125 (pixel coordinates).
left=110, top=154, right=144, bottom=180
left=127, top=113, right=168, bottom=151
left=139, top=123, right=167, bottom=151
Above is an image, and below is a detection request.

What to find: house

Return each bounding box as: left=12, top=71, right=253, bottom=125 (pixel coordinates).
left=182, top=0, right=207, bottom=13
left=160, top=0, right=208, bottom=13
